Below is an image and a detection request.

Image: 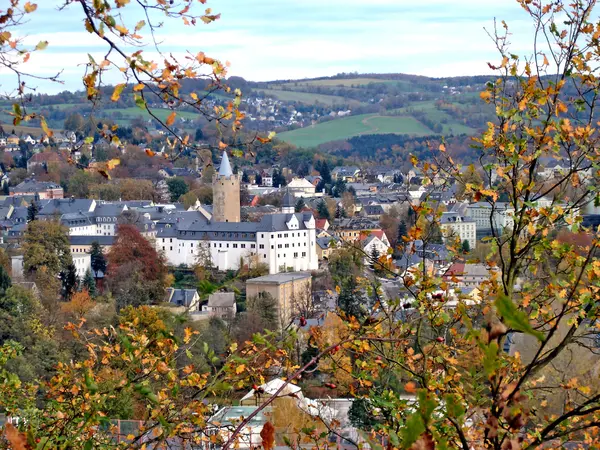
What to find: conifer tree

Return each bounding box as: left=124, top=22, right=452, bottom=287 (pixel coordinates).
left=82, top=269, right=97, bottom=297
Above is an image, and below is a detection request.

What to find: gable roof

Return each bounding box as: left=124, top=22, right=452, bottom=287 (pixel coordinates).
left=165, top=288, right=198, bottom=307
left=207, top=292, right=235, bottom=308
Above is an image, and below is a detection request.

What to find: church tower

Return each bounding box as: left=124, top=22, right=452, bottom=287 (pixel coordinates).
left=212, top=151, right=240, bottom=223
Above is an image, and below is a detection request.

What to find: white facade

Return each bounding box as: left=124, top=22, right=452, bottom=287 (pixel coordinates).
left=287, top=178, right=317, bottom=197
left=72, top=253, right=92, bottom=279
left=440, top=212, right=477, bottom=250
left=362, top=235, right=391, bottom=265
left=157, top=213, right=319, bottom=274
left=466, top=202, right=514, bottom=232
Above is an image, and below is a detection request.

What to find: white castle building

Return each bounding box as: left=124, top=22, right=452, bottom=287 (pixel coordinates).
left=156, top=152, right=319, bottom=274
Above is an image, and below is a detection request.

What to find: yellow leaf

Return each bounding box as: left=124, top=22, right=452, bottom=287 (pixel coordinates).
left=183, top=327, right=192, bottom=344
left=40, top=117, right=53, bottom=138
left=115, top=25, right=129, bottom=36
left=166, top=111, right=176, bottom=127
left=106, top=158, right=121, bottom=170
left=133, top=83, right=145, bottom=92
left=218, top=141, right=228, bottom=150
left=439, top=143, right=446, bottom=152
left=190, top=92, right=198, bottom=101
left=111, top=83, right=125, bottom=102
left=235, top=364, right=246, bottom=375
left=480, top=90, right=492, bottom=101
left=24, top=2, right=37, bottom=13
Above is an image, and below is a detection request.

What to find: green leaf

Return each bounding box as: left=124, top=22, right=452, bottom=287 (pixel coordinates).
left=134, top=94, right=146, bottom=110
left=444, top=393, right=465, bottom=420
left=400, top=413, right=425, bottom=448
left=495, top=294, right=544, bottom=341
left=35, top=40, right=48, bottom=51
left=483, top=341, right=500, bottom=376
left=84, top=440, right=93, bottom=450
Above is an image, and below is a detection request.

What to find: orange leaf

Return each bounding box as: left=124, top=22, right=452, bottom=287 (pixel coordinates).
left=404, top=381, right=417, bottom=394
left=4, top=424, right=27, bottom=450
left=133, top=83, right=145, bottom=92
left=145, top=149, right=155, bottom=157
left=166, top=111, right=176, bottom=127
left=218, top=141, right=227, bottom=149
left=480, top=90, right=492, bottom=101
left=260, top=422, right=275, bottom=450
left=98, top=170, right=111, bottom=179
left=439, top=143, right=446, bottom=152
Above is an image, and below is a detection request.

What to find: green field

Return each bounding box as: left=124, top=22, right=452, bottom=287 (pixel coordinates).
left=104, top=107, right=200, bottom=121
left=260, top=89, right=362, bottom=106
left=394, top=101, right=477, bottom=135
left=277, top=114, right=434, bottom=148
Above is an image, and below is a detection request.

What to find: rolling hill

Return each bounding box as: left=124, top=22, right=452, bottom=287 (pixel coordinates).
left=277, top=114, right=435, bottom=148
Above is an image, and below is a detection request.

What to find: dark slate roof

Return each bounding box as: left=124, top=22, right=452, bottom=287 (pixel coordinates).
left=363, top=205, right=385, bottom=215
left=440, top=212, right=475, bottom=224
left=2, top=196, right=31, bottom=207
left=94, top=203, right=126, bottom=218
left=12, top=180, right=62, bottom=193
left=69, top=235, right=115, bottom=246
left=316, top=236, right=338, bottom=249
left=166, top=288, right=198, bottom=307
left=61, top=211, right=95, bottom=226
left=116, top=201, right=153, bottom=208
left=157, top=212, right=315, bottom=241
left=0, top=206, right=12, bottom=220
left=334, top=217, right=379, bottom=230
left=11, top=207, right=28, bottom=223
left=39, top=198, right=95, bottom=216
left=155, top=210, right=209, bottom=229
left=394, top=253, right=427, bottom=269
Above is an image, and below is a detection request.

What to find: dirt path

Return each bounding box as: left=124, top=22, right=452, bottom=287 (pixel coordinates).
left=358, top=115, right=384, bottom=135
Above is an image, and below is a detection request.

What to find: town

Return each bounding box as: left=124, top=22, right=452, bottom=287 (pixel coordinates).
left=1, top=0, right=600, bottom=449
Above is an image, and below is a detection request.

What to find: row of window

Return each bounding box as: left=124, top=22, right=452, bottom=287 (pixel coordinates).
left=274, top=252, right=306, bottom=258
left=277, top=243, right=307, bottom=248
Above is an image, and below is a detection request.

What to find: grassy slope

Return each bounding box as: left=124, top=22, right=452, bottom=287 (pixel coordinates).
left=105, top=107, right=199, bottom=121
left=277, top=114, right=433, bottom=148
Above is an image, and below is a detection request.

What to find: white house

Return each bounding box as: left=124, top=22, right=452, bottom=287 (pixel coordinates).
left=287, top=177, right=317, bottom=197
left=23, top=135, right=36, bottom=145
left=440, top=212, right=477, bottom=250
left=262, top=175, right=273, bottom=187
left=362, top=234, right=391, bottom=265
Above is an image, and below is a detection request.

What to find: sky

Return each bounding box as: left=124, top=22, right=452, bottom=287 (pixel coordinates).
left=3, top=0, right=538, bottom=94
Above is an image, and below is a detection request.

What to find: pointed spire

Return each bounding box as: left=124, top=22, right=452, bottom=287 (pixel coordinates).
left=218, top=151, right=233, bottom=177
